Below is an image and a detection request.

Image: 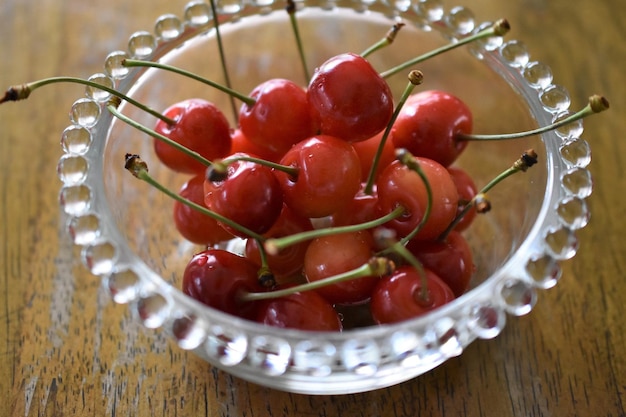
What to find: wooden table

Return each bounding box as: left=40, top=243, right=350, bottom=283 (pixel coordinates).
left=1, top=0, right=624, bottom=415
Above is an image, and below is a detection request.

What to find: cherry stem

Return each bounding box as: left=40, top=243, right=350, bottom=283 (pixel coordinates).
left=208, top=0, right=238, bottom=122
left=124, top=154, right=266, bottom=241
left=364, top=70, right=424, bottom=195
left=264, top=205, right=406, bottom=255
left=0, top=77, right=175, bottom=125
left=394, top=149, right=433, bottom=244
left=107, top=98, right=213, bottom=168
left=380, top=18, right=510, bottom=79
left=286, top=0, right=311, bottom=82
left=457, top=95, right=610, bottom=141
left=239, top=256, right=395, bottom=302
left=361, top=22, right=406, bottom=58
left=438, top=148, right=538, bottom=240
left=207, top=154, right=299, bottom=182
left=122, top=59, right=256, bottom=106
left=254, top=238, right=277, bottom=288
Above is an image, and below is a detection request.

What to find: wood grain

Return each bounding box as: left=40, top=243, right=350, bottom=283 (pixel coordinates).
left=1, top=0, right=624, bottom=416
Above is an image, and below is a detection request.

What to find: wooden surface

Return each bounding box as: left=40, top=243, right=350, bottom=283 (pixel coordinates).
left=1, top=0, right=624, bottom=416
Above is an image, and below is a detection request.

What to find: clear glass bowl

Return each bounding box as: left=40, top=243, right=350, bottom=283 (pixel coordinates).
left=57, top=0, right=592, bottom=394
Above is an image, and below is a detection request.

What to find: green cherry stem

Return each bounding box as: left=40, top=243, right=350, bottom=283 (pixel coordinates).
left=206, top=154, right=299, bottom=182
left=361, top=22, right=406, bottom=58
left=239, top=256, right=395, bottom=302
left=264, top=206, right=406, bottom=255
left=286, top=0, right=311, bottom=83
left=0, top=77, right=175, bottom=125
left=438, top=148, right=538, bottom=240
left=380, top=18, right=510, bottom=79
left=457, top=95, right=610, bottom=141
left=107, top=98, right=213, bottom=168
left=124, top=154, right=266, bottom=241
left=122, top=59, right=256, bottom=106
left=208, top=0, right=238, bottom=121
left=364, top=69, right=424, bottom=195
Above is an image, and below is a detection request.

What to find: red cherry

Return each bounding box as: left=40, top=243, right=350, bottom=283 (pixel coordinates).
left=230, top=127, right=283, bottom=163
left=245, top=204, right=314, bottom=280
left=391, top=90, right=472, bottom=167
left=307, top=53, right=394, bottom=142
left=376, top=158, right=459, bottom=240
left=182, top=249, right=263, bottom=318
left=352, top=130, right=396, bottom=183
left=330, top=184, right=380, bottom=227
left=406, top=231, right=474, bottom=297
left=447, top=166, right=478, bottom=232
left=254, top=288, right=343, bottom=331
left=154, top=98, right=231, bottom=174
left=303, top=230, right=379, bottom=305
left=173, top=174, right=233, bottom=245
left=203, top=153, right=284, bottom=236
left=275, top=135, right=361, bottom=218
left=370, top=266, right=455, bottom=324
left=239, top=78, right=317, bottom=156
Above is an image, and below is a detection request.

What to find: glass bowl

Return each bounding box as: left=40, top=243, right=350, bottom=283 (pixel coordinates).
left=57, top=0, right=592, bottom=394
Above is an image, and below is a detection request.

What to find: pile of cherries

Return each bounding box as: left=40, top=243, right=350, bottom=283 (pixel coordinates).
left=152, top=49, right=481, bottom=332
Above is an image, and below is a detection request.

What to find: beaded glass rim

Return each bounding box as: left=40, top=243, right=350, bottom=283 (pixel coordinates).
left=56, top=0, right=592, bottom=393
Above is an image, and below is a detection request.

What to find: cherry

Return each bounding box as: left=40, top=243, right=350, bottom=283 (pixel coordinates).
left=182, top=249, right=263, bottom=319
left=173, top=173, right=233, bottom=245
left=370, top=266, right=455, bottom=324
left=203, top=152, right=284, bottom=236
left=230, top=127, right=282, bottom=163
left=245, top=204, right=314, bottom=281
left=447, top=166, right=478, bottom=232
left=303, top=230, right=379, bottom=305
left=254, top=287, right=343, bottom=331
left=275, top=135, right=362, bottom=218
left=376, top=157, right=459, bottom=240
left=406, top=231, right=474, bottom=297
left=391, top=90, right=472, bottom=167
left=154, top=98, right=231, bottom=174
left=330, top=184, right=380, bottom=227
left=352, top=130, right=396, bottom=183
left=239, top=78, right=317, bottom=156
left=307, top=53, right=394, bottom=142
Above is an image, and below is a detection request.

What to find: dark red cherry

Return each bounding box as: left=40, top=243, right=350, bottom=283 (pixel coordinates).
left=406, top=231, right=474, bottom=297
left=391, top=90, right=472, bottom=167
left=254, top=288, right=343, bottom=331
left=239, top=78, right=317, bottom=156
left=154, top=98, right=231, bottom=174
left=173, top=174, right=233, bottom=245
left=182, top=249, right=263, bottom=318
left=307, top=53, right=394, bottom=142
left=370, top=266, right=455, bottom=324
left=203, top=153, right=284, bottom=236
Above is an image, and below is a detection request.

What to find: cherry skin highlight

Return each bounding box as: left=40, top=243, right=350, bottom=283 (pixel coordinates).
left=391, top=90, right=472, bottom=167
left=154, top=98, right=231, bottom=174
left=308, top=53, right=394, bottom=142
